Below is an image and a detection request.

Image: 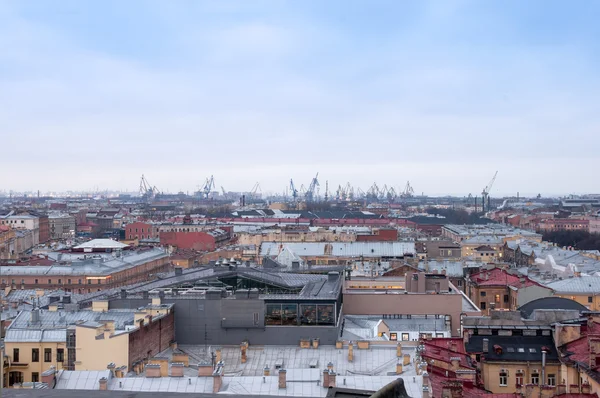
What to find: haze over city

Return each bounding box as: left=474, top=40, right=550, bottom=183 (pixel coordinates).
left=1, top=1, right=599, bottom=196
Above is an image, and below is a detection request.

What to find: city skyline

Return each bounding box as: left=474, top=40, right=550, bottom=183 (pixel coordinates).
left=1, top=1, right=599, bottom=195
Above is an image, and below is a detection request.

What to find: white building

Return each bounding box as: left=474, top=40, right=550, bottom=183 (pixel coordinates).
left=0, top=213, right=40, bottom=245
left=49, top=213, right=76, bottom=240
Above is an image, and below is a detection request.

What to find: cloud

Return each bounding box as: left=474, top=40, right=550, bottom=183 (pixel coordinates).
left=0, top=1, right=598, bottom=196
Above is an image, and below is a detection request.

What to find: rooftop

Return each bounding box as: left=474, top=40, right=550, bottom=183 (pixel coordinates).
left=545, top=276, right=600, bottom=294
left=260, top=242, right=415, bottom=258
left=466, top=335, right=559, bottom=362
left=73, top=239, right=129, bottom=250
left=468, top=267, right=541, bottom=288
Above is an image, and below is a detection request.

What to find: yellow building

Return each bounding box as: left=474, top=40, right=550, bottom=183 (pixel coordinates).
left=546, top=277, right=600, bottom=311
left=3, top=299, right=174, bottom=388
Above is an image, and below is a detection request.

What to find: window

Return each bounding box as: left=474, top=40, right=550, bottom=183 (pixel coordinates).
left=529, top=348, right=536, bottom=353
left=503, top=294, right=509, bottom=303
left=21, top=279, right=25, bottom=284
left=480, top=302, right=487, bottom=310
left=266, top=304, right=298, bottom=326
left=531, top=372, right=539, bottom=385
left=97, top=279, right=101, bottom=284
left=517, top=348, right=525, bottom=352
left=499, top=371, right=508, bottom=386
left=589, top=296, right=593, bottom=303
left=88, top=279, right=91, bottom=284
left=44, top=348, right=52, bottom=362
left=58, top=279, right=62, bottom=284
left=78, top=279, right=82, bottom=284
left=506, top=347, right=515, bottom=353
left=68, top=279, right=71, bottom=284
left=495, top=294, right=500, bottom=303
left=480, top=291, right=486, bottom=297
left=457, top=279, right=463, bottom=287
left=516, top=371, right=524, bottom=386
left=35, top=279, right=38, bottom=284
left=390, top=333, right=397, bottom=341
left=32, top=348, right=39, bottom=362
left=48, top=279, right=52, bottom=284
left=31, top=372, right=39, bottom=383
left=57, top=349, right=64, bottom=363
left=547, top=374, right=556, bottom=386
left=13, top=348, right=19, bottom=362
left=402, top=333, right=410, bottom=341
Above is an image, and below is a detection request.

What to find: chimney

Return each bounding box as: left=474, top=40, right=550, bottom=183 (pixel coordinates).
left=322, top=369, right=330, bottom=388
left=582, top=383, right=591, bottom=394
left=146, top=364, right=161, bottom=378
left=328, top=370, right=336, bottom=388
left=348, top=342, right=354, bottom=362
left=396, top=361, right=403, bottom=374
left=327, top=362, right=334, bottom=371
left=569, top=384, right=579, bottom=394
left=264, top=365, right=270, bottom=376
left=99, top=377, right=108, bottom=391
left=240, top=342, right=248, bottom=363
left=107, top=362, right=116, bottom=378
left=41, top=367, right=56, bottom=386
left=312, top=338, right=320, bottom=349
left=215, top=347, right=222, bottom=363
left=328, top=271, right=339, bottom=283
left=278, top=369, right=287, bottom=389
left=170, top=362, right=184, bottom=377
left=198, top=361, right=213, bottom=376
left=422, top=372, right=430, bottom=398
left=482, top=338, right=489, bottom=353
left=397, top=343, right=402, bottom=357
left=212, top=365, right=224, bottom=393
left=31, top=309, right=40, bottom=323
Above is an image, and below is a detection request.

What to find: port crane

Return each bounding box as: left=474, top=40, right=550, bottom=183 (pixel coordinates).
left=202, top=175, right=215, bottom=199
left=305, top=173, right=320, bottom=202
left=289, top=179, right=298, bottom=202
left=139, top=175, right=160, bottom=201
left=481, top=171, right=498, bottom=213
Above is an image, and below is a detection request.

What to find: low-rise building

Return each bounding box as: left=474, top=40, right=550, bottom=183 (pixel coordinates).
left=2, top=300, right=174, bottom=386
left=544, top=277, right=600, bottom=311
left=49, top=213, right=76, bottom=240
left=442, top=223, right=542, bottom=243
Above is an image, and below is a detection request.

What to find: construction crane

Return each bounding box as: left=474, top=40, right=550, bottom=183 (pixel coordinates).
left=481, top=171, right=498, bottom=213
left=139, top=175, right=160, bottom=201
left=305, top=173, right=320, bottom=202
left=202, top=175, right=215, bottom=199
left=289, top=179, right=298, bottom=202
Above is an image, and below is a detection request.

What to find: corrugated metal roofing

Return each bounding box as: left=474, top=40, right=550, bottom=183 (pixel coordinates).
left=545, top=276, right=600, bottom=293
left=260, top=242, right=415, bottom=258
left=5, top=329, right=66, bottom=343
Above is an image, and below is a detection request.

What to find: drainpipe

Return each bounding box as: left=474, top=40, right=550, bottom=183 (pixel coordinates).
left=540, top=348, right=547, bottom=398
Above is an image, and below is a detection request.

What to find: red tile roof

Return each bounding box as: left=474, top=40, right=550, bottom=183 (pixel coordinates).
left=422, top=338, right=474, bottom=369
left=470, top=267, right=541, bottom=288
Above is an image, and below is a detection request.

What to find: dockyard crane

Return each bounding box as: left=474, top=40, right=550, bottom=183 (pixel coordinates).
left=250, top=182, right=261, bottom=199
left=139, top=175, right=160, bottom=201
left=202, top=175, right=215, bottom=199
left=481, top=171, right=498, bottom=213
left=221, top=186, right=227, bottom=197
left=401, top=181, right=414, bottom=198
left=289, top=179, right=298, bottom=202
left=305, top=173, right=320, bottom=202
left=387, top=187, right=397, bottom=202
left=324, top=181, right=330, bottom=202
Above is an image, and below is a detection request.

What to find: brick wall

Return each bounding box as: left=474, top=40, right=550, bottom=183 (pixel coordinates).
left=160, top=231, right=216, bottom=251
left=128, top=311, right=175, bottom=369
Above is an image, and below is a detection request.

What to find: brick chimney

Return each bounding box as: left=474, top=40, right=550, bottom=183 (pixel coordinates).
left=240, top=342, right=247, bottom=363
left=396, top=361, right=403, bottom=375
left=322, top=369, right=330, bottom=388
left=146, top=364, right=161, bottom=378
left=41, top=367, right=56, bottom=386
left=99, top=377, right=108, bottom=391
left=198, top=361, right=213, bottom=377
left=348, top=342, right=354, bottom=362
left=397, top=343, right=402, bottom=357
left=328, top=370, right=336, bottom=388
left=582, top=383, right=591, bottom=394
left=170, top=362, right=184, bottom=377
left=569, top=384, right=579, bottom=394
left=278, top=369, right=286, bottom=389
left=212, top=365, right=224, bottom=393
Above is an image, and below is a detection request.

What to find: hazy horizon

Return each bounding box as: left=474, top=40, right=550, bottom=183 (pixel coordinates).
left=1, top=1, right=599, bottom=196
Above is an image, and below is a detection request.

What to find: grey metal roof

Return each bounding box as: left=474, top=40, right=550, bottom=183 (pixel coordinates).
left=545, top=276, right=600, bottom=293
left=260, top=242, right=415, bottom=258
left=4, top=329, right=66, bottom=343
left=0, top=248, right=168, bottom=276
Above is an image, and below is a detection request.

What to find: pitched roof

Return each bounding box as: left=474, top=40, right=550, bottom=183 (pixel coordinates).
left=470, top=268, right=540, bottom=288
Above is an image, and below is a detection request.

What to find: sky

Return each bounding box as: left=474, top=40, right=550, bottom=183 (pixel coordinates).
left=1, top=0, right=599, bottom=197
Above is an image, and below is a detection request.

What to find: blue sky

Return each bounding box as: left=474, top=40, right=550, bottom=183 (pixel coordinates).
left=1, top=1, right=598, bottom=196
